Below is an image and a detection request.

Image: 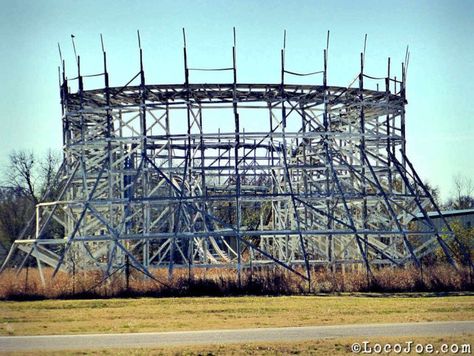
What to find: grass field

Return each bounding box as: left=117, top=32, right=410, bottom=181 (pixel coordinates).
left=0, top=294, right=473, bottom=336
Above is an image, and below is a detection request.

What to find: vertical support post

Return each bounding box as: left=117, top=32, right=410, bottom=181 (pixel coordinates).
left=184, top=30, right=193, bottom=280
left=401, top=62, right=407, bottom=195
left=386, top=57, right=392, bottom=190
left=191, top=103, right=205, bottom=274
left=102, top=35, right=118, bottom=269
left=35, top=206, right=40, bottom=239
left=279, top=32, right=311, bottom=289
left=385, top=57, right=396, bottom=258
left=359, top=52, right=370, bottom=285
left=35, top=246, right=46, bottom=287
left=232, top=27, right=242, bottom=288
left=137, top=31, right=150, bottom=270
left=60, top=59, right=69, bottom=165
left=169, top=28, right=190, bottom=279
left=125, top=254, right=130, bottom=290
left=323, top=47, right=334, bottom=271
left=72, top=256, right=76, bottom=295
left=78, top=53, right=84, bottom=161
left=165, top=103, right=175, bottom=259
left=326, top=31, right=334, bottom=275
left=199, top=107, right=205, bottom=195
left=269, top=105, right=275, bottom=165
left=75, top=54, right=84, bottom=274
left=218, top=128, right=221, bottom=186
left=300, top=102, right=308, bottom=226
left=281, top=31, right=288, bottom=263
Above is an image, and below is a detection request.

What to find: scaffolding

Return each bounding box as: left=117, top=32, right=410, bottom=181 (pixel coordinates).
left=1, top=30, right=471, bottom=285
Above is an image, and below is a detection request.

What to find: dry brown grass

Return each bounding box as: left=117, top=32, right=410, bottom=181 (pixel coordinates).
left=0, top=264, right=472, bottom=300
left=0, top=294, right=473, bottom=336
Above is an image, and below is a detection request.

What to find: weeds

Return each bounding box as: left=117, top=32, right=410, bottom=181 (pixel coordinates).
left=0, top=264, right=472, bottom=300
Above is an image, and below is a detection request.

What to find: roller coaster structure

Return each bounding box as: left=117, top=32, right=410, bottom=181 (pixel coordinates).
left=1, top=30, right=471, bottom=286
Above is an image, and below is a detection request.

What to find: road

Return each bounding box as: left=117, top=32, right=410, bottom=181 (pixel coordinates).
left=0, top=321, right=472, bottom=352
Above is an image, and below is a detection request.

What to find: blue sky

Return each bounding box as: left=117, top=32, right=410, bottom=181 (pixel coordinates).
left=0, top=0, right=472, bottom=201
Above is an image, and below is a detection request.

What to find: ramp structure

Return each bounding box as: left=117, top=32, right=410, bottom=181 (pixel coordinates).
left=1, top=31, right=470, bottom=284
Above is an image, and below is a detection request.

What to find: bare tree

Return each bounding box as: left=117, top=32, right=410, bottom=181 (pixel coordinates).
left=446, top=174, right=474, bottom=210
left=0, top=150, right=62, bottom=246
left=39, top=149, right=61, bottom=198
left=8, top=151, right=38, bottom=204
left=6, top=149, right=61, bottom=204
